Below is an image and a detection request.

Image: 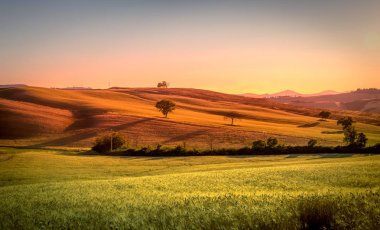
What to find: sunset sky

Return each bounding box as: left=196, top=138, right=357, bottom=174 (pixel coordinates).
left=1, top=1, right=379, bottom=94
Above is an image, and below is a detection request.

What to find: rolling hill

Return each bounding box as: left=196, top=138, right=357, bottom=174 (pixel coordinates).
left=269, top=89, right=380, bottom=113
left=1, top=86, right=379, bottom=148
left=241, top=90, right=339, bottom=98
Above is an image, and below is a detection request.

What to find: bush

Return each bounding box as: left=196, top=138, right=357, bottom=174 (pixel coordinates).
left=266, top=137, right=278, bottom=148
left=252, top=140, right=266, bottom=150
left=307, top=139, right=317, bottom=147
left=92, top=133, right=127, bottom=153
left=318, top=111, right=331, bottom=120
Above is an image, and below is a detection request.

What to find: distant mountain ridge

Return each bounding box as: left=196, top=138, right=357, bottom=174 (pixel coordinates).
left=269, top=88, right=380, bottom=113
left=241, top=90, right=339, bottom=98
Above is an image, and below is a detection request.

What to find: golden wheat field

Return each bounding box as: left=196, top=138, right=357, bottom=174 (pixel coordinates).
left=0, top=147, right=379, bottom=229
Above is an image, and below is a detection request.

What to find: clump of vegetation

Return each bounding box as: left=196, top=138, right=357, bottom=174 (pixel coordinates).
left=251, top=140, right=266, bottom=150
left=356, top=133, right=368, bottom=148
left=155, top=99, right=176, bottom=118
left=337, top=116, right=355, bottom=130
left=157, top=80, right=169, bottom=88
left=251, top=137, right=279, bottom=151
left=92, top=132, right=127, bottom=152
left=337, top=116, right=368, bottom=147
left=318, top=110, right=331, bottom=120
left=307, top=139, right=317, bottom=147
left=266, top=137, right=278, bottom=148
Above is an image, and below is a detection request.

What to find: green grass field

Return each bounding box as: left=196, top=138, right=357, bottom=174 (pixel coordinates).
left=1, top=147, right=379, bottom=229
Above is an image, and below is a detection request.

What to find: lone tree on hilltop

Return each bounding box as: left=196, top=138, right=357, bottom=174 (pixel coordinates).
left=223, top=111, right=244, bottom=126
left=337, top=116, right=355, bottom=130
left=318, top=111, right=331, bottom=120
left=155, top=99, right=176, bottom=118
left=157, top=81, right=169, bottom=88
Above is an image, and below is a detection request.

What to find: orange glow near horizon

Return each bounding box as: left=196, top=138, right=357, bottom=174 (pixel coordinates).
left=1, top=1, right=379, bottom=94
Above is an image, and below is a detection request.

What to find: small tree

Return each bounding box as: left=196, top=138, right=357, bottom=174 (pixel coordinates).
left=223, top=111, right=243, bottom=126
left=266, top=137, right=278, bottom=148
left=308, top=139, right=317, bottom=147
left=318, top=111, right=331, bottom=120
left=355, top=133, right=368, bottom=148
left=337, top=116, right=355, bottom=130
left=337, top=116, right=368, bottom=147
left=157, top=81, right=169, bottom=88
left=92, top=132, right=127, bottom=153
left=343, top=125, right=357, bottom=146
left=155, top=99, right=176, bottom=118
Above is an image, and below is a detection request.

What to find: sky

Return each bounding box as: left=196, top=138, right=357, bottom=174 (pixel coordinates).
left=0, top=0, right=379, bottom=94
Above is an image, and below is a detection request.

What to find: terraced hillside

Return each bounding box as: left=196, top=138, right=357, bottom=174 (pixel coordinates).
left=1, top=86, right=379, bottom=148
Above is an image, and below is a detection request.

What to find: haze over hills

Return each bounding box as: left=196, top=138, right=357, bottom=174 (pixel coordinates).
left=1, top=86, right=379, bottom=149
left=268, top=89, right=380, bottom=113
left=241, top=90, right=340, bottom=98
left=0, top=84, right=28, bottom=88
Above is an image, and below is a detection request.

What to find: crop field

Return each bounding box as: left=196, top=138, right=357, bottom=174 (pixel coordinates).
left=1, top=87, right=380, bottom=149
left=0, top=147, right=379, bottom=229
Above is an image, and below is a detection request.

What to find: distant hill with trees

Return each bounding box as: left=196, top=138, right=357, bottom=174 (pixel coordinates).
left=260, top=88, right=380, bottom=113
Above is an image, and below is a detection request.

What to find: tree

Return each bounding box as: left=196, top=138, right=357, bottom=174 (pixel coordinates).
left=355, top=133, right=368, bottom=148
left=266, top=137, right=278, bottom=148
left=155, top=99, right=176, bottom=118
left=307, top=139, right=317, bottom=147
left=343, top=125, right=357, bottom=146
left=223, top=111, right=243, bottom=126
left=337, top=116, right=355, bottom=130
left=157, top=81, right=169, bottom=88
left=337, top=116, right=368, bottom=147
left=318, top=111, right=331, bottom=120
left=92, top=132, right=127, bottom=153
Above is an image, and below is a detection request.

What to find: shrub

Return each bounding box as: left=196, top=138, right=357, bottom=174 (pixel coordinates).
left=252, top=140, right=266, bottom=149
left=266, top=137, right=278, bottom=148
left=92, top=132, right=127, bottom=153
left=318, top=111, right=331, bottom=120
left=307, top=139, right=317, bottom=147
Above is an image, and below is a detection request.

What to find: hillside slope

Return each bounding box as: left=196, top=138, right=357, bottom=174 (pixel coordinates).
left=0, top=86, right=379, bottom=148
left=270, top=89, right=380, bottom=113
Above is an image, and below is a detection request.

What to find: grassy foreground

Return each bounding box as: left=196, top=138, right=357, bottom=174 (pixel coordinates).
left=0, top=147, right=379, bottom=229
